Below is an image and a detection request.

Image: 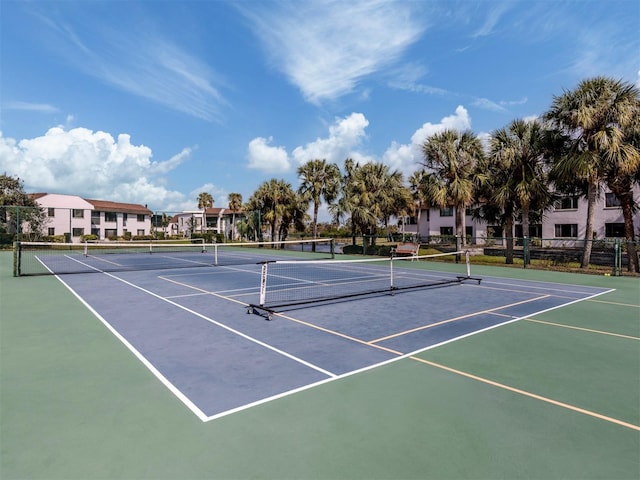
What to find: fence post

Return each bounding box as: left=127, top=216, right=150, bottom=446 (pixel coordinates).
left=613, top=238, right=621, bottom=276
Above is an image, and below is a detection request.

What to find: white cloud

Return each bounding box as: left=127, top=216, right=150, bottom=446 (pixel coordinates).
left=383, top=105, right=472, bottom=176
left=0, top=127, right=191, bottom=211
left=37, top=10, right=227, bottom=122
left=238, top=0, right=425, bottom=104
left=2, top=101, right=59, bottom=113
left=246, top=137, right=291, bottom=173
left=292, top=113, right=371, bottom=165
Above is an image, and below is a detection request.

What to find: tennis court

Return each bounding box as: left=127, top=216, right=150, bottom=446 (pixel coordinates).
left=1, top=243, right=638, bottom=479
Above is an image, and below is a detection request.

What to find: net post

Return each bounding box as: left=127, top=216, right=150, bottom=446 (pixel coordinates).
left=455, top=236, right=461, bottom=263
left=84, top=241, right=88, bottom=257
left=390, top=255, right=394, bottom=291
left=259, top=262, right=268, bottom=306
left=465, top=250, right=471, bottom=277
left=13, top=241, right=20, bottom=277
left=214, top=244, right=219, bottom=266
left=330, top=238, right=335, bottom=259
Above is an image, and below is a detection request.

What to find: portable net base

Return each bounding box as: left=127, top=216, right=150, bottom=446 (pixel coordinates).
left=248, top=251, right=482, bottom=320
left=14, top=238, right=335, bottom=276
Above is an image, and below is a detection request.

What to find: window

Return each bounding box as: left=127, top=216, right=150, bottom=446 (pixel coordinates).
left=515, top=224, right=542, bottom=238
left=137, top=214, right=145, bottom=222
left=105, top=229, right=117, bottom=238
left=439, top=207, right=453, bottom=217
left=554, top=196, right=578, bottom=210
left=137, top=229, right=145, bottom=236
left=105, top=212, right=117, bottom=222
left=554, top=224, right=578, bottom=238
left=48, top=228, right=55, bottom=236
left=72, top=209, right=84, bottom=218
left=605, top=223, right=625, bottom=237
left=47, top=208, right=55, bottom=217
left=91, top=211, right=101, bottom=225
left=440, top=226, right=454, bottom=236
left=465, top=226, right=473, bottom=239
left=605, top=193, right=621, bottom=208
left=72, top=228, right=84, bottom=237
left=487, top=226, right=502, bottom=238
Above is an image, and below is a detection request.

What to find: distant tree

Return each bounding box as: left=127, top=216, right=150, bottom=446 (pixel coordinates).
left=0, top=173, right=47, bottom=240
left=408, top=170, right=429, bottom=241
left=246, top=179, right=307, bottom=243
left=197, top=192, right=214, bottom=209
left=228, top=193, right=243, bottom=240
left=297, top=159, right=341, bottom=250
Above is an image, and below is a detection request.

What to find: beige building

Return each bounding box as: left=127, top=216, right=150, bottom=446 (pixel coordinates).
left=29, top=193, right=153, bottom=242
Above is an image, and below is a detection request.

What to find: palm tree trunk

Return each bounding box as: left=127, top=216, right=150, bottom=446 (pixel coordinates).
left=521, top=208, right=530, bottom=265
left=455, top=205, right=465, bottom=246
left=505, top=216, right=514, bottom=264
left=620, top=195, right=639, bottom=273
left=312, top=201, right=319, bottom=252
left=581, top=179, right=597, bottom=268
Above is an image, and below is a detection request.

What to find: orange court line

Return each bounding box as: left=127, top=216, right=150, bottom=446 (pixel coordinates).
left=525, top=318, right=640, bottom=341
left=369, top=295, right=550, bottom=344
left=161, top=275, right=404, bottom=355
left=587, top=298, right=640, bottom=309
left=411, top=357, right=640, bottom=432
left=275, top=311, right=404, bottom=356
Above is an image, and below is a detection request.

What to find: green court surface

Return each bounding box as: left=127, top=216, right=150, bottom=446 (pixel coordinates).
left=1, top=251, right=638, bottom=479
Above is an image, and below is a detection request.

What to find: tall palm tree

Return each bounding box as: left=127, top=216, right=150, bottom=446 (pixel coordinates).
left=228, top=193, right=243, bottom=241
left=604, top=99, right=640, bottom=272
left=345, top=161, right=408, bottom=242
left=297, top=159, right=341, bottom=250
left=421, top=129, right=486, bottom=245
left=279, top=190, right=309, bottom=243
left=197, top=192, right=214, bottom=209
left=329, top=159, right=365, bottom=244
left=544, top=76, right=639, bottom=268
left=408, top=170, right=428, bottom=240
left=490, top=118, right=553, bottom=263
left=245, top=179, right=301, bottom=243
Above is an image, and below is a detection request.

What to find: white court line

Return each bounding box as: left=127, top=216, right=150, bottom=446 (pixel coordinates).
left=48, top=257, right=338, bottom=421
left=45, top=254, right=616, bottom=423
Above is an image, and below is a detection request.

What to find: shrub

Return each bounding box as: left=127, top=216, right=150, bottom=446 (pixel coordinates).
left=81, top=234, right=99, bottom=242
left=342, top=244, right=363, bottom=255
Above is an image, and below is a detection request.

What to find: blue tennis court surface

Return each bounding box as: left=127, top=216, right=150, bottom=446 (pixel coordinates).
left=56, top=262, right=611, bottom=421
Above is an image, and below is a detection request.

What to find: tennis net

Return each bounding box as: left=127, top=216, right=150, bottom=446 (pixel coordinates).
left=248, top=250, right=481, bottom=318
left=14, top=238, right=335, bottom=276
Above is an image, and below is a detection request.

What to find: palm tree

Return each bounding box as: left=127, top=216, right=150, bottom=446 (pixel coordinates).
left=489, top=118, right=553, bottom=263
left=279, top=190, right=309, bottom=243
left=197, top=192, right=214, bottom=209
left=245, top=179, right=302, bottom=243
left=544, top=76, right=639, bottom=268
left=604, top=99, right=640, bottom=272
left=408, top=170, right=428, bottom=241
left=347, top=161, right=408, bottom=242
left=297, top=159, right=341, bottom=250
left=421, top=129, right=486, bottom=245
left=329, top=158, right=364, bottom=245
left=228, top=193, right=243, bottom=241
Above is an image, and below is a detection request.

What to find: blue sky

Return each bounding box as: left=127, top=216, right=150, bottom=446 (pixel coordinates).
left=1, top=0, right=638, bottom=217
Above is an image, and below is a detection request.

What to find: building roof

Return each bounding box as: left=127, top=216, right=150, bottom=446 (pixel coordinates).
left=85, top=199, right=153, bottom=215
